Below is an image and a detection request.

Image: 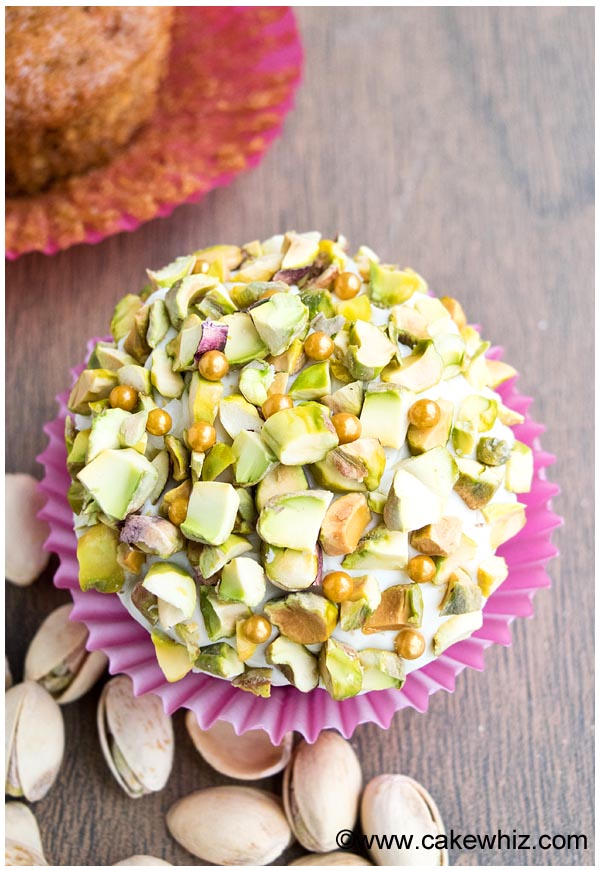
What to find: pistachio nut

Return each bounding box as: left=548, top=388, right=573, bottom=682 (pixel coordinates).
left=24, top=603, right=107, bottom=704
left=5, top=473, right=50, bottom=586
left=113, top=858, right=171, bottom=866
left=5, top=802, right=45, bottom=860
left=5, top=681, right=65, bottom=801
left=97, top=675, right=174, bottom=798
left=360, top=775, right=448, bottom=866
left=167, top=786, right=293, bottom=865
left=283, top=730, right=362, bottom=852
left=5, top=839, right=47, bottom=866
left=185, top=714, right=293, bottom=780
left=5, top=656, right=12, bottom=689
left=291, top=853, right=372, bottom=866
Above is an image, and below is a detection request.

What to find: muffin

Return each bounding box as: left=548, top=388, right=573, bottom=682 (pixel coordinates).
left=5, top=6, right=174, bottom=196
left=67, top=231, right=532, bottom=701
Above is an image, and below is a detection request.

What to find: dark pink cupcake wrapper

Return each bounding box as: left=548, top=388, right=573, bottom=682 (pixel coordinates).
left=38, top=338, right=561, bottom=743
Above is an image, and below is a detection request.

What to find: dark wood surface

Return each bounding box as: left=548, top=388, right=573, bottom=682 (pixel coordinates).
left=5, top=8, right=594, bottom=867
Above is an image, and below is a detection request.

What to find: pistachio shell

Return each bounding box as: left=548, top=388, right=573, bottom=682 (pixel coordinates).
left=167, top=786, right=293, bottom=865
left=24, top=603, right=107, bottom=704
left=5, top=656, right=12, bottom=689
left=291, top=853, right=372, bottom=866
left=5, top=474, right=50, bottom=586
left=5, top=839, right=47, bottom=866
left=97, top=675, right=173, bottom=798
left=113, top=858, right=171, bottom=866
left=5, top=802, right=44, bottom=857
left=360, top=775, right=448, bottom=866
left=5, top=682, right=65, bottom=801
left=185, top=714, right=293, bottom=780
left=283, top=731, right=362, bottom=852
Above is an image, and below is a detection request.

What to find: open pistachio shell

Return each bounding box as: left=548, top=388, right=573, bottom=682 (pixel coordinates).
left=113, top=858, right=171, bottom=866
left=185, top=714, right=293, bottom=780
left=283, top=731, right=362, bottom=853
left=5, top=802, right=44, bottom=859
left=360, top=774, right=448, bottom=866
left=290, top=853, right=372, bottom=866
left=5, top=682, right=65, bottom=801
left=5, top=839, right=47, bottom=866
left=97, top=675, right=174, bottom=798
left=167, top=786, right=293, bottom=865
left=24, top=603, right=107, bottom=704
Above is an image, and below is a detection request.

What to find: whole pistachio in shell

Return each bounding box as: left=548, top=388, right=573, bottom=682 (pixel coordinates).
left=97, top=675, right=173, bottom=798
left=113, top=858, right=171, bottom=866
left=185, top=713, right=293, bottom=780
left=291, top=853, right=372, bottom=866
left=5, top=839, right=47, bottom=866
left=283, top=730, right=362, bottom=853
left=5, top=681, right=65, bottom=801
left=167, top=786, right=293, bottom=865
left=5, top=473, right=50, bottom=586
left=24, top=603, right=107, bottom=704
left=360, top=775, right=448, bottom=866
left=5, top=802, right=45, bottom=860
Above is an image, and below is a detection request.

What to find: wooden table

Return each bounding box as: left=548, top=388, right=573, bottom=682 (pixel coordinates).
left=6, top=8, right=594, bottom=866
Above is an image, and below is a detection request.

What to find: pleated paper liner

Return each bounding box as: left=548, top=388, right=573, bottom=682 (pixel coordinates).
left=6, top=7, right=302, bottom=259
left=38, top=339, right=561, bottom=744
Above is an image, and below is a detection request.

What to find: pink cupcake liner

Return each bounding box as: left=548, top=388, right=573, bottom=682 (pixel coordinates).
left=37, top=338, right=561, bottom=744
left=6, top=7, right=303, bottom=259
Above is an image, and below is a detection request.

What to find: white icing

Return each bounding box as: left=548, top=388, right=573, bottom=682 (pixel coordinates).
left=77, top=262, right=521, bottom=692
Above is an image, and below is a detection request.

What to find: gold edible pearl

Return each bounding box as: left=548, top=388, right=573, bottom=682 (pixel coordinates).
left=394, top=628, right=426, bottom=660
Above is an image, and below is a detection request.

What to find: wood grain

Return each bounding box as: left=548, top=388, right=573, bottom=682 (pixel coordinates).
left=5, top=8, right=594, bottom=866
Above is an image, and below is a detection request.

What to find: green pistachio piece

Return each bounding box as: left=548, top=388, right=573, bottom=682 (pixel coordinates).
left=199, top=588, right=250, bottom=641
left=194, top=642, right=244, bottom=679
left=476, top=437, right=512, bottom=467
left=110, top=294, right=142, bottom=342
left=77, top=523, right=125, bottom=593
left=232, top=667, right=272, bottom=698
left=369, top=262, right=426, bottom=307
left=151, top=347, right=185, bottom=399
left=117, top=364, right=152, bottom=396
left=249, top=293, right=309, bottom=356
left=318, top=638, right=363, bottom=700
left=164, top=274, right=217, bottom=327
left=165, top=435, right=190, bottom=481
left=188, top=372, right=223, bottom=424
left=146, top=299, right=170, bottom=348
left=68, top=369, right=118, bottom=414
left=77, top=448, right=158, bottom=521
left=201, top=443, right=235, bottom=481
left=197, top=534, right=253, bottom=580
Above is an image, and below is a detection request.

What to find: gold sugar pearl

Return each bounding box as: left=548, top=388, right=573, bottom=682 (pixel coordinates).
left=334, top=271, right=361, bottom=299
left=394, top=628, right=426, bottom=660
left=109, top=385, right=138, bottom=412
left=146, top=408, right=172, bottom=436
left=408, top=399, right=441, bottom=429
left=198, top=350, right=229, bottom=381
left=322, top=571, right=354, bottom=603
left=243, top=615, right=272, bottom=644
left=187, top=421, right=216, bottom=452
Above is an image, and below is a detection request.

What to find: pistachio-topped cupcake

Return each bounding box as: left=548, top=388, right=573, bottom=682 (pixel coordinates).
left=67, top=232, right=532, bottom=700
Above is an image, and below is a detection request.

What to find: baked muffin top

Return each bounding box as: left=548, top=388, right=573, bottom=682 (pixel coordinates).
left=67, top=232, right=532, bottom=700
left=6, top=6, right=173, bottom=127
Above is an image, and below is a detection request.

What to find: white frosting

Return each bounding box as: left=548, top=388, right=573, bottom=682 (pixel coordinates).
left=78, top=273, right=519, bottom=691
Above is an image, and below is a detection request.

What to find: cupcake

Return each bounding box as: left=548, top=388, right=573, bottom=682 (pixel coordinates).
left=66, top=232, right=533, bottom=702
left=5, top=6, right=174, bottom=195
